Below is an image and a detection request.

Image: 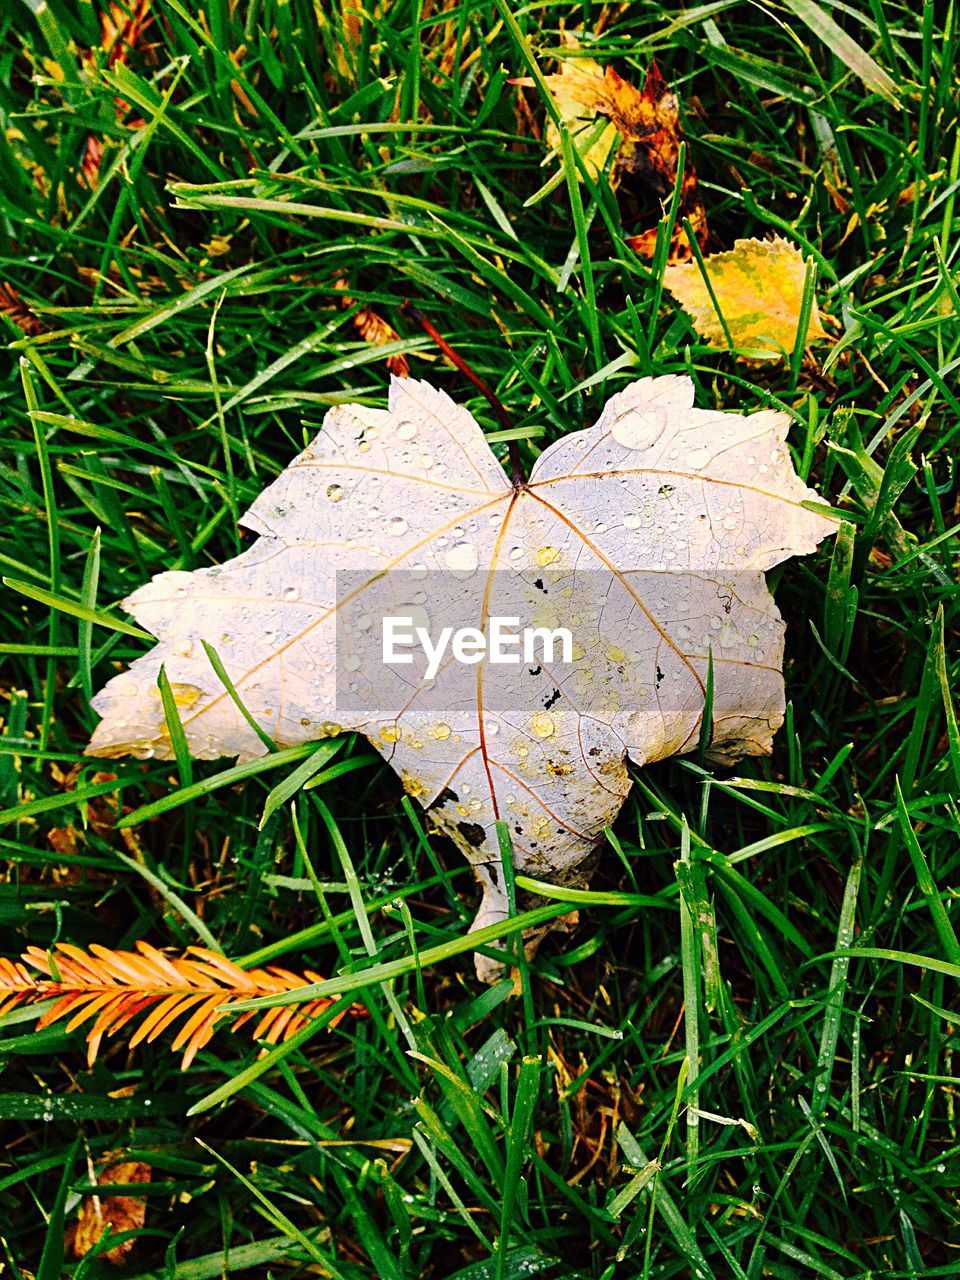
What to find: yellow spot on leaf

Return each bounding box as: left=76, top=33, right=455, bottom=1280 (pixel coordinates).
left=170, top=683, right=201, bottom=707
left=529, top=712, right=555, bottom=739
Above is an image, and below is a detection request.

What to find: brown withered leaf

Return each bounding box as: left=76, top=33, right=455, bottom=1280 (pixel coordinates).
left=0, top=281, right=45, bottom=336
left=663, top=236, right=828, bottom=360
left=69, top=1161, right=150, bottom=1265
left=353, top=309, right=410, bottom=377
left=100, top=0, right=154, bottom=67
left=76, top=0, right=154, bottom=189
left=330, top=0, right=471, bottom=87
left=334, top=277, right=410, bottom=377
left=324, top=0, right=364, bottom=82
left=515, top=41, right=707, bottom=261
left=80, top=135, right=103, bottom=189
left=536, top=52, right=621, bottom=182
left=47, top=825, right=80, bottom=856
left=52, top=762, right=123, bottom=838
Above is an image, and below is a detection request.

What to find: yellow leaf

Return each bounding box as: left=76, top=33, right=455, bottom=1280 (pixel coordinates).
left=353, top=307, right=410, bottom=377
left=663, top=236, right=827, bottom=360
left=541, top=55, right=624, bottom=182
left=42, top=58, right=66, bottom=84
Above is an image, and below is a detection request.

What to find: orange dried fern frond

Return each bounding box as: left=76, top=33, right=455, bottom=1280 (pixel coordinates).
left=0, top=943, right=356, bottom=1069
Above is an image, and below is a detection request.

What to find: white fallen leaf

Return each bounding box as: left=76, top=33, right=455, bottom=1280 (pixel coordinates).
left=87, top=376, right=836, bottom=977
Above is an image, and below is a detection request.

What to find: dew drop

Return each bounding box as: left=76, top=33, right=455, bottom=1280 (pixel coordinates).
left=446, top=541, right=478, bottom=575
left=530, top=711, right=555, bottom=739
left=611, top=406, right=666, bottom=451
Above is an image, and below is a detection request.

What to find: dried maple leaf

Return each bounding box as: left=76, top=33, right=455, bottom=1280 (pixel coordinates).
left=663, top=236, right=828, bottom=360
left=534, top=53, right=622, bottom=182
left=85, top=376, right=835, bottom=978
left=516, top=42, right=707, bottom=261
left=68, top=1160, right=150, bottom=1265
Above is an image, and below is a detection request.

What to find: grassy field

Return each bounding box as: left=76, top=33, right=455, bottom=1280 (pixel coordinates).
left=1, top=0, right=959, bottom=1275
